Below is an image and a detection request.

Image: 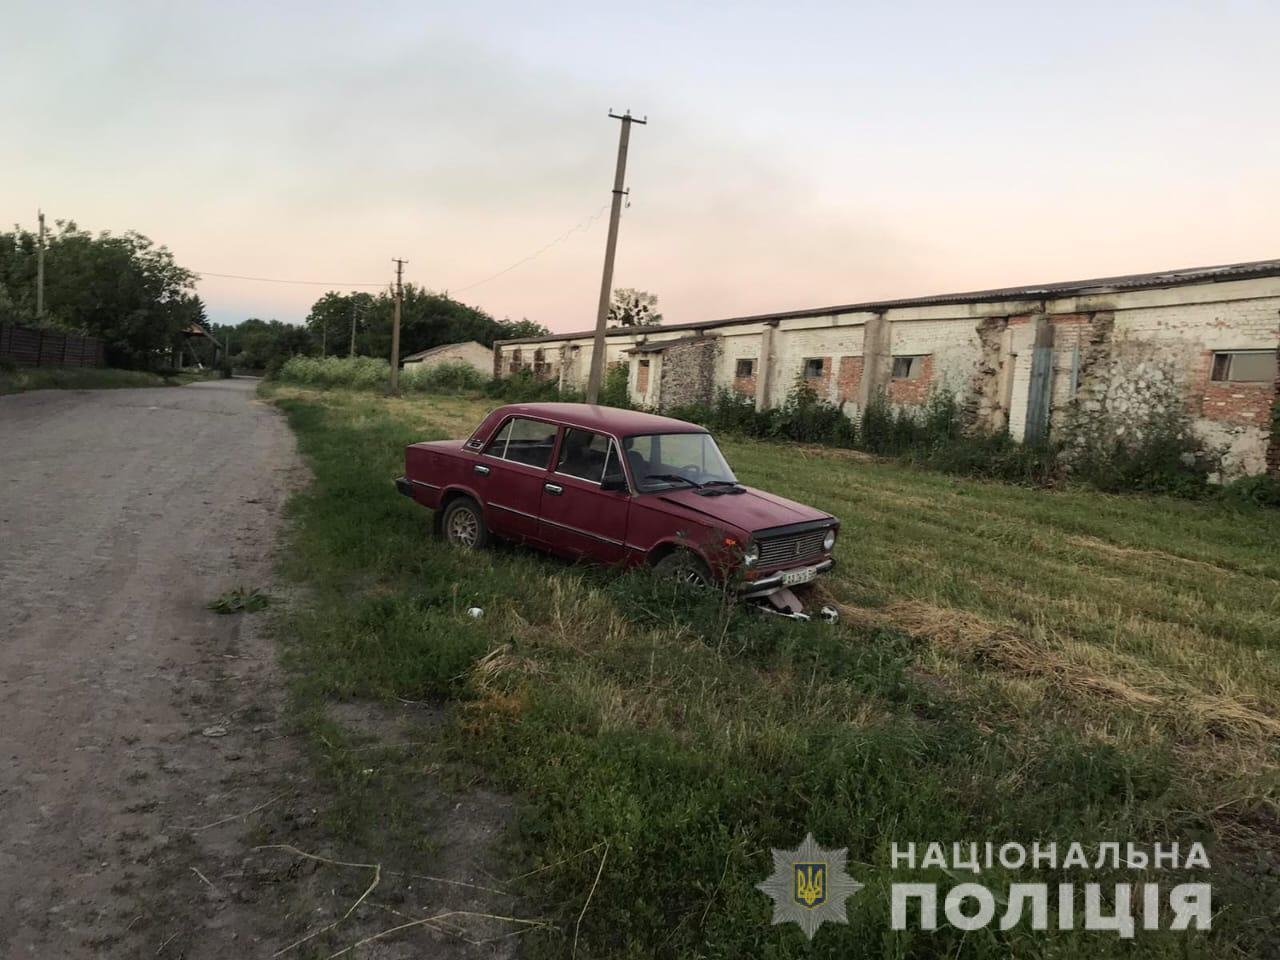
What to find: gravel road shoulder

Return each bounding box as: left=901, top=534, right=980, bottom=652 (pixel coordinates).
left=0, top=379, right=305, bottom=957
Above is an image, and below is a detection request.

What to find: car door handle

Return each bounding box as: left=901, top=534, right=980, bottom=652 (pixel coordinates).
left=544, top=483, right=563, bottom=496
left=473, top=464, right=490, bottom=476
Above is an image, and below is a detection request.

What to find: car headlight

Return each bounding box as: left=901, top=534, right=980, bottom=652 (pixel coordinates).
left=822, top=528, right=837, bottom=552
left=743, top=541, right=759, bottom=566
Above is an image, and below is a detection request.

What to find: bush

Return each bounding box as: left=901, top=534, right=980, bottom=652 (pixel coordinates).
left=769, top=378, right=854, bottom=444
left=485, top=367, right=572, bottom=402
left=668, top=391, right=764, bottom=438
left=912, top=432, right=1062, bottom=487
left=1058, top=382, right=1221, bottom=498
left=1218, top=473, right=1280, bottom=509
left=402, top=360, right=486, bottom=394
left=277, top=355, right=390, bottom=389
left=597, top=363, right=633, bottom=409
left=277, top=355, right=493, bottom=395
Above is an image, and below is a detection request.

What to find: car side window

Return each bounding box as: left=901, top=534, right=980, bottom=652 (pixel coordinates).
left=622, top=435, right=654, bottom=482
left=484, top=417, right=557, bottom=469
left=555, top=427, right=624, bottom=483
left=556, top=428, right=622, bottom=484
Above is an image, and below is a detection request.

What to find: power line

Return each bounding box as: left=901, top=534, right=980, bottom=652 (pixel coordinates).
left=193, top=270, right=387, bottom=287
left=449, top=203, right=610, bottom=294
left=191, top=201, right=611, bottom=296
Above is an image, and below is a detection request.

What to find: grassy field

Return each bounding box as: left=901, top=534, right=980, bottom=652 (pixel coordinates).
left=0, top=365, right=215, bottom=394
left=266, top=385, right=1279, bottom=959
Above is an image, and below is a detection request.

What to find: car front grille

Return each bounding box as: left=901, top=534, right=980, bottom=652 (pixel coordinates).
left=757, top=528, right=828, bottom=567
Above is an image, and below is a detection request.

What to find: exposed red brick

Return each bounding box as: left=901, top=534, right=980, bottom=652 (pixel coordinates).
left=836, top=356, right=863, bottom=404
left=887, top=354, right=934, bottom=405
left=732, top=373, right=756, bottom=398
left=1191, top=351, right=1278, bottom=427
left=1268, top=373, right=1280, bottom=478
left=636, top=360, right=650, bottom=393
left=803, top=357, right=832, bottom=400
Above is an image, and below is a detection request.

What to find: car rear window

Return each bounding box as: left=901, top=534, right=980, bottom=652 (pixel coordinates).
left=484, top=417, right=557, bottom=469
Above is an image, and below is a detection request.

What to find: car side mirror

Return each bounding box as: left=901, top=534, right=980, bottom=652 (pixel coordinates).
left=600, top=475, right=628, bottom=493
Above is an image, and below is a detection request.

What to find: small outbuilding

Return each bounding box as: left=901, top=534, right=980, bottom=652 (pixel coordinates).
left=401, top=340, right=492, bottom=374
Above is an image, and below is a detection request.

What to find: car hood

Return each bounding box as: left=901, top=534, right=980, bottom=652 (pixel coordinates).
left=652, top=485, right=833, bottom=535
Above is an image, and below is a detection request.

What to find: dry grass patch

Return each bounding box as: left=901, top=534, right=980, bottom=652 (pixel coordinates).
left=1065, top=533, right=1262, bottom=579
left=818, top=589, right=1280, bottom=746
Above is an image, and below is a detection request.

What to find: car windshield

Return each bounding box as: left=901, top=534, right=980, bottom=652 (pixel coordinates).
left=622, top=433, right=737, bottom=490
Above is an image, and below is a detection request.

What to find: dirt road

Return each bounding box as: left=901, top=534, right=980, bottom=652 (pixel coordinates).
left=0, top=379, right=301, bottom=956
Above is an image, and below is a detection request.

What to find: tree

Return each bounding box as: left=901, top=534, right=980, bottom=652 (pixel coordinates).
left=0, top=219, right=197, bottom=368
left=301, top=288, right=542, bottom=359
left=496, top=317, right=551, bottom=340
left=608, top=288, right=662, bottom=327
left=208, top=317, right=313, bottom=373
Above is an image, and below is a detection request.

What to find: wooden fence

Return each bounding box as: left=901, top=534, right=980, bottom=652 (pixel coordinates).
left=0, top=324, right=105, bottom=367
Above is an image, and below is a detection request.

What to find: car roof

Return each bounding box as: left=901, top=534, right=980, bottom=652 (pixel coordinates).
left=493, top=402, right=707, bottom=436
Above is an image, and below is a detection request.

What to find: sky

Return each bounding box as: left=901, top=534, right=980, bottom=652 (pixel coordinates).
left=3, top=1, right=1278, bottom=332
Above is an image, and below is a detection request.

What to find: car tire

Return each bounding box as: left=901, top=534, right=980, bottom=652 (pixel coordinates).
left=441, top=497, right=490, bottom=550
left=653, top=550, right=711, bottom=587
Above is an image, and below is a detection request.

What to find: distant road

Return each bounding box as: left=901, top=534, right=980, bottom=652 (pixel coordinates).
left=0, top=379, right=300, bottom=957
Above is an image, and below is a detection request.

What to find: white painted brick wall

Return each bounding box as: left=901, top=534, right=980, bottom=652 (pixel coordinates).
left=772, top=321, right=866, bottom=403
left=495, top=276, right=1279, bottom=470
left=889, top=317, right=983, bottom=393
left=1113, top=298, right=1279, bottom=351
left=1006, top=321, right=1038, bottom=441
left=715, top=331, right=765, bottom=383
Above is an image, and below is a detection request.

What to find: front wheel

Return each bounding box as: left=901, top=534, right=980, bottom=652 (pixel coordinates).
left=441, top=498, right=490, bottom=550
left=653, top=550, right=711, bottom=587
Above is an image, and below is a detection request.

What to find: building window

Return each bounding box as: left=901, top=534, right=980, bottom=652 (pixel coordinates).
left=1210, top=350, right=1277, bottom=383
left=735, top=358, right=755, bottom=378
left=803, top=358, right=825, bottom=379
left=892, top=355, right=926, bottom=379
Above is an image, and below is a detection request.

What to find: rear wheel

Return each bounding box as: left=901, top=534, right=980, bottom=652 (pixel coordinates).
left=441, top=497, right=490, bottom=550
left=653, top=550, right=711, bottom=587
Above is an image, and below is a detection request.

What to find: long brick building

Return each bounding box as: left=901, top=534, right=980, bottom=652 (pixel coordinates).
left=494, top=259, right=1280, bottom=476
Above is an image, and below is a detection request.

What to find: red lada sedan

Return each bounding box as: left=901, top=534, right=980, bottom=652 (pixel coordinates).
left=394, top=403, right=838, bottom=607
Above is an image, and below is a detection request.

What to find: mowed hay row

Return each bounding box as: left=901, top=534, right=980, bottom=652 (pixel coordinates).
left=1064, top=533, right=1272, bottom=581
left=819, top=589, right=1280, bottom=745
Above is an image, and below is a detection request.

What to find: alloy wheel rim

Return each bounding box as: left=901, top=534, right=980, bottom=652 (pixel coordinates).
left=448, top=508, right=479, bottom=547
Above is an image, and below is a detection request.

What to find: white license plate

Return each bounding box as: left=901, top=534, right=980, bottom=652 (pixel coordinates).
left=781, top=565, right=818, bottom=587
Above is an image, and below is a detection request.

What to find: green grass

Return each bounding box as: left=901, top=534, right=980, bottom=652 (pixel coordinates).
left=0, top=365, right=212, bottom=394
left=208, top=586, right=272, bottom=614
left=266, top=386, right=1280, bottom=959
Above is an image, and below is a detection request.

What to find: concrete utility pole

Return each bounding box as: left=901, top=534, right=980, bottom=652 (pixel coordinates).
left=349, top=301, right=358, bottom=357
left=585, top=110, right=646, bottom=404
left=389, top=259, right=407, bottom=393
left=35, top=210, right=45, bottom=319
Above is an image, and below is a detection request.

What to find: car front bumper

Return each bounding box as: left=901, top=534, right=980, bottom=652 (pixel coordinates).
left=739, top=557, right=835, bottom=598
left=394, top=476, right=413, bottom=497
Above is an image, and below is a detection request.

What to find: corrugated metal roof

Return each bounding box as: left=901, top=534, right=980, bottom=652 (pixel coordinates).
left=401, top=340, right=487, bottom=363
left=626, top=335, right=708, bottom=353
left=495, top=257, right=1280, bottom=346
